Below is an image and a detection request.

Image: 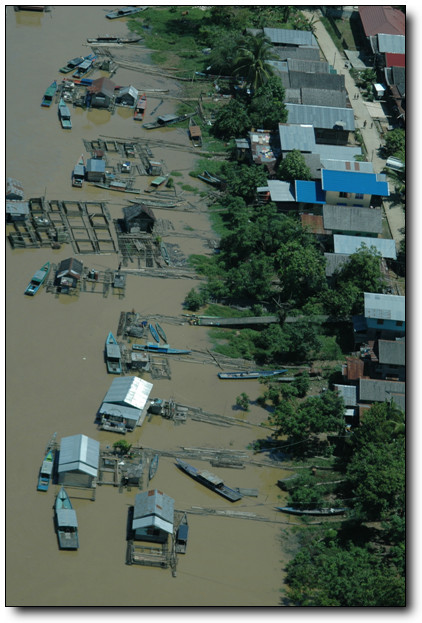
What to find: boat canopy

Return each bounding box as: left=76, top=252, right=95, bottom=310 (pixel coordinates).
left=57, top=508, right=78, bottom=528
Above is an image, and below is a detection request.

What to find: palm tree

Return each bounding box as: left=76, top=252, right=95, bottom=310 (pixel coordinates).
left=233, top=33, right=277, bottom=92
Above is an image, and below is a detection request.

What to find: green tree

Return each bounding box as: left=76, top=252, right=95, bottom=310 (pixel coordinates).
left=222, top=162, right=268, bottom=204
left=233, top=32, right=277, bottom=91
left=277, top=149, right=312, bottom=181
left=383, top=128, right=405, bottom=158
left=184, top=288, right=206, bottom=311
left=113, top=440, right=132, bottom=455
left=211, top=98, right=251, bottom=140
left=236, top=392, right=250, bottom=411
left=276, top=239, right=327, bottom=306
left=247, top=75, right=288, bottom=130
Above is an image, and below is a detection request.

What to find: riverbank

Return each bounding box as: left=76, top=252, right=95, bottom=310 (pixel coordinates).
left=5, top=6, right=292, bottom=607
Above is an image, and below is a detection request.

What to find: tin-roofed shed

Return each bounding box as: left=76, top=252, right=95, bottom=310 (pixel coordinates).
left=100, top=376, right=153, bottom=430
left=132, top=489, right=174, bottom=543
left=86, top=158, right=106, bottom=182
left=57, top=434, right=100, bottom=487
left=115, top=85, right=139, bottom=107
left=6, top=201, right=30, bottom=222
left=333, top=234, right=397, bottom=259
left=263, top=27, right=318, bottom=48
left=6, top=177, right=24, bottom=201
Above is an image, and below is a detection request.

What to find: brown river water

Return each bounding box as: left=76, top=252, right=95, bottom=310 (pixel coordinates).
left=5, top=5, right=293, bottom=607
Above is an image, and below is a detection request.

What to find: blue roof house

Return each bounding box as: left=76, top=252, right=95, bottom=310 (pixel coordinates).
left=321, top=169, right=390, bottom=207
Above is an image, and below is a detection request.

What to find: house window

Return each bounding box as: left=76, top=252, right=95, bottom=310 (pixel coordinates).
left=377, top=319, right=384, bottom=325
left=355, top=193, right=364, bottom=199
left=396, top=321, right=404, bottom=327
left=339, top=192, right=350, bottom=198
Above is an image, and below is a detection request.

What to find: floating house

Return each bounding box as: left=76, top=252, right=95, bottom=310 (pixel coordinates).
left=99, top=376, right=153, bottom=432
left=86, top=77, right=116, bottom=109
left=6, top=201, right=30, bottom=223
left=86, top=158, right=106, bottom=183
left=54, top=257, right=83, bottom=293
left=122, top=204, right=156, bottom=234
left=132, top=489, right=174, bottom=544
left=6, top=177, right=24, bottom=201
left=115, top=85, right=139, bottom=107
left=57, top=434, right=100, bottom=488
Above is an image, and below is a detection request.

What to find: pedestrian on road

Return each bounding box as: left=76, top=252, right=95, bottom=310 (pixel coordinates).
left=363, top=120, right=367, bottom=128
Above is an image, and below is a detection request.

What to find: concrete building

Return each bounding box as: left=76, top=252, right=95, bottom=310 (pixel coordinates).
left=57, top=434, right=100, bottom=487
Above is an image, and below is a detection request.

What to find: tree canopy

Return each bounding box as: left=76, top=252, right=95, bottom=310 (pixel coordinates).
left=233, top=33, right=277, bottom=91
left=277, top=149, right=312, bottom=181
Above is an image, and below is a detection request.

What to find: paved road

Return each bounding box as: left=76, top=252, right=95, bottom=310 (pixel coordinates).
left=302, top=10, right=405, bottom=247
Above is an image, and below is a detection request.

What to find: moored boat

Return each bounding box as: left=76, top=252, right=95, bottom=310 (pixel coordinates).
left=55, top=487, right=79, bottom=550
left=149, top=324, right=160, bottom=343
left=59, top=56, right=84, bottom=74
left=149, top=454, right=159, bottom=480
left=58, top=98, right=72, bottom=129
left=175, top=513, right=189, bottom=554
left=276, top=506, right=348, bottom=516
left=72, top=55, right=96, bottom=79
left=106, top=332, right=122, bottom=374
left=175, top=459, right=243, bottom=502
left=41, top=80, right=57, bottom=107
left=142, top=113, right=191, bottom=130
left=189, top=117, right=202, bottom=147
left=106, top=6, right=146, bottom=19
left=155, top=323, right=167, bottom=343
left=132, top=343, right=191, bottom=355
left=92, top=181, right=140, bottom=193
left=133, top=93, right=147, bottom=121
left=24, top=262, right=50, bottom=296
left=218, top=369, right=288, bottom=380
left=37, top=450, right=54, bottom=491
left=72, top=154, right=85, bottom=187
left=87, top=34, right=141, bottom=44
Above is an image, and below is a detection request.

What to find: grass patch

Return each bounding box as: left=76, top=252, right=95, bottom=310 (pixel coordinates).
left=202, top=304, right=254, bottom=318
left=209, top=327, right=258, bottom=360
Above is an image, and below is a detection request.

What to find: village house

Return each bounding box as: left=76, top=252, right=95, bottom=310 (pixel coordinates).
left=284, top=86, right=348, bottom=109
left=269, top=60, right=346, bottom=94
left=333, top=235, right=396, bottom=260
left=366, top=338, right=406, bottom=382
left=98, top=376, right=153, bottom=432
left=353, top=292, right=405, bottom=345
left=6, top=201, right=30, bottom=223
left=322, top=205, right=382, bottom=238
left=358, top=378, right=405, bottom=412
left=284, top=103, right=355, bottom=145
left=278, top=123, right=361, bottom=161
left=263, top=26, right=319, bottom=49
left=321, top=169, right=389, bottom=208
left=85, top=158, right=106, bottom=182
left=132, top=489, right=174, bottom=544
left=86, top=77, right=116, bottom=109
left=115, top=85, right=139, bottom=107
left=272, top=44, right=321, bottom=62
left=122, top=204, right=156, bottom=234
left=57, top=434, right=100, bottom=488
left=54, top=257, right=83, bottom=293
left=6, top=177, right=24, bottom=201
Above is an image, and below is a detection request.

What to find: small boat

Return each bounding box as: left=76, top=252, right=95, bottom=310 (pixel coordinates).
left=147, top=175, right=168, bottom=191
left=133, top=93, right=147, bottom=121
left=218, top=369, right=288, bottom=380
left=41, top=80, right=57, bottom=107
left=197, top=170, right=226, bottom=189
left=24, top=262, right=50, bottom=296
left=189, top=118, right=202, bottom=147
left=149, top=454, right=159, bottom=480
left=59, top=56, right=84, bottom=74
left=87, top=34, right=141, bottom=44
left=55, top=487, right=79, bottom=550
left=176, top=459, right=243, bottom=502
left=58, top=98, right=72, bottom=129
left=72, top=154, right=85, bottom=188
left=149, top=324, right=160, bottom=343
left=155, top=323, right=167, bottom=343
left=37, top=450, right=54, bottom=491
left=106, top=6, right=146, bottom=19
left=142, top=113, right=191, bottom=130
left=175, top=513, right=189, bottom=554
left=276, top=507, right=348, bottom=516
left=106, top=332, right=122, bottom=374
left=92, top=181, right=140, bottom=194
left=133, top=343, right=191, bottom=355
left=72, top=55, right=96, bottom=79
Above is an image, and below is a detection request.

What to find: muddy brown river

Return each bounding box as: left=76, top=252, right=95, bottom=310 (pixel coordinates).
left=5, top=6, right=293, bottom=607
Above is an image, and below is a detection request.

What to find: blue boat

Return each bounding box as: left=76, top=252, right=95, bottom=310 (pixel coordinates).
left=25, top=261, right=50, bottom=296
left=37, top=449, right=54, bottom=491
left=41, top=80, right=57, bottom=107
left=58, top=98, right=72, bottom=129
left=106, top=332, right=122, bottom=374
left=72, top=55, right=96, bottom=79
left=218, top=369, right=288, bottom=380
left=133, top=343, right=191, bottom=355
left=59, top=56, right=84, bottom=74
left=276, top=506, right=348, bottom=516
left=106, top=6, right=146, bottom=19
left=55, top=487, right=79, bottom=550
left=149, top=323, right=160, bottom=343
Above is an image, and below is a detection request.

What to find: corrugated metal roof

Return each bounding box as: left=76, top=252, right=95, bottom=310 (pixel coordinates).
left=316, top=145, right=362, bottom=160
left=99, top=403, right=140, bottom=423
left=385, top=53, right=406, bottom=68
left=6, top=177, right=24, bottom=199
left=378, top=339, right=405, bottom=366
left=364, top=293, right=405, bottom=321
left=285, top=103, right=355, bottom=131
left=359, top=378, right=405, bottom=402
left=300, top=88, right=347, bottom=108
left=263, top=27, right=318, bottom=48
left=324, top=252, right=351, bottom=276
left=57, top=509, right=78, bottom=528
left=334, top=384, right=357, bottom=406
left=288, top=71, right=345, bottom=91
left=358, top=6, right=406, bottom=37
left=6, top=201, right=30, bottom=215
left=267, top=180, right=296, bottom=203
left=133, top=489, right=174, bottom=533
left=279, top=123, right=315, bottom=152
left=377, top=33, right=405, bottom=54
left=295, top=180, right=325, bottom=204
left=323, top=205, right=382, bottom=234
left=287, top=58, right=330, bottom=74
left=86, top=159, right=106, bottom=172
left=58, top=434, right=99, bottom=475
left=274, top=45, right=321, bottom=61
left=321, top=159, right=374, bottom=173
left=333, top=234, right=397, bottom=259
left=103, top=376, right=153, bottom=411
left=117, top=84, right=139, bottom=99
left=343, top=357, right=365, bottom=381
left=301, top=214, right=325, bottom=234
left=321, top=170, right=389, bottom=197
